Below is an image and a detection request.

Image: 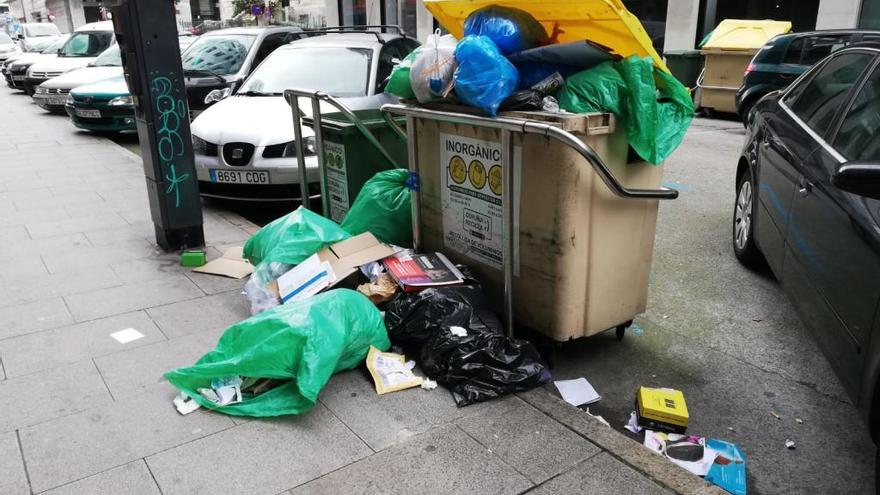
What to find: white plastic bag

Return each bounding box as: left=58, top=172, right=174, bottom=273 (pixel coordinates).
left=410, top=30, right=457, bottom=103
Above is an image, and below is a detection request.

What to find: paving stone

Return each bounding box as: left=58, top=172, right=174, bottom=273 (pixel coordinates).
left=0, top=431, right=29, bottom=495
left=145, top=290, right=250, bottom=340
left=319, top=369, right=489, bottom=452
left=19, top=384, right=234, bottom=493
left=0, top=187, right=53, bottom=202
left=14, top=191, right=104, bottom=212
left=0, top=206, right=70, bottom=229
left=0, top=225, right=29, bottom=243
left=26, top=212, right=129, bottom=239
left=289, top=424, right=532, bottom=495
left=111, top=256, right=196, bottom=284
left=3, top=232, right=92, bottom=258
left=64, top=276, right=204, bottom=322
left=43, top=460, right=161, bottom=495
left=0, top=253, right=48, bottom=281
left=147, top=404, right=372, bottom=495
left=0, top=297, right=73, bottom=340
left=85, top=224, right=155, bottom=247
left=0, top=311, right=165, bottom=378
left=201, top=217, right=253, bottom=244
left=527, top=453, right=672, bottom=495
left=42, top=240, right=160, bottom=274
left=184, top=269, right=248, bottom=295
left=456, top=396, right=600, bottom=484
left=93, top=327, right=226, bottom=399
left=0, top=360, right=112, bottom=433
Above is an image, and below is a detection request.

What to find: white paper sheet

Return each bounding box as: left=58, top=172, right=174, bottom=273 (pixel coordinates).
left=554, top=378, right=601, bottom=407
left=277, top=254, right=337, bottom=304
left=110, top=328, right=145, bottom=344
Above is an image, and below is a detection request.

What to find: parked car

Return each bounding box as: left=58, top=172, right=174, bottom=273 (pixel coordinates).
left=65, top=75, right=133, bottom=133
left=33, top=44, right=120, bottom=112
left=190, top=30, right=418, bottom=202
left=178, top=33, right=197, bottom=52
left=0, top=32, right=20, bottom=62
left=25, top=20, right=114, bottom=95
left=733, top=46, right=880, bottom=446
left=181, top=26, right=306, bottom=117
left=735, top=30, right=880, bottom=124
left=14, top=22, right=62, bottom=53
left=3, top=34, right=69, bottom=90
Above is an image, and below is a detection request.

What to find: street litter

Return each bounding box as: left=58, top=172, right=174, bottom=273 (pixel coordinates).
left=637, top=387, right=689, bottom=434
left=705, top=439, right=747, bottom=495
left=173, top=393, right=200, bottom=415
left=366, top=346, right=424, bottom=394
left=180, top=249, right=207, bottom=267
left=356, top=273, right=398, bottom=304
left=421, top=378, right=438, bottom=390
left=785, top=439, right=796, bottom=449
left=554, top=377, right=601, bottom=407
left=795, top=418, right=803, bottom=424
left=643, top=430, right=718, bottom=477
left=383, top=252, right=465, bottom=292
left=449, top=326, right=468, bottom=337
left=340, top=169, right=413, bottom=248
left=624, top=411, right=643, bottom=434
left=770, top=410, right=781, bottom=420
left=586, top=408, right=610, bottom=427
left=110, top=328, right=144, bottom=344
left=193, top=246, right=254, bottom=279
left=276, top=253, right=337, bottom=304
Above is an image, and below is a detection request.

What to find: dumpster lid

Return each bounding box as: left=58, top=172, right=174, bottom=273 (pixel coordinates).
left=423, top=0, right=668, bottom=71
left=701, top=19, right=792, bottom=51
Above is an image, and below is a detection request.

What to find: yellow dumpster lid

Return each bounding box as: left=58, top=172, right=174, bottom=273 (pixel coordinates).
left=702, top=19, right=792, bottom=51
left=423, top=0, right=668, bottom=71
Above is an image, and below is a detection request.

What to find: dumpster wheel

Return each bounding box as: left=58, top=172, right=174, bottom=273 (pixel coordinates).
left=616, top=321, right=634, bottom=341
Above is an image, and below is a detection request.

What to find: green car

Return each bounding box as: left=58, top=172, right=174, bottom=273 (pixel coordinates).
left=65, top=75, right=135, bottom=132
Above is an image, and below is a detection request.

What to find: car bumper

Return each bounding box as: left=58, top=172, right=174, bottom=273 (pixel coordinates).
left=25, top=76, right=47, bottom=90
left=65, top=104, right=136, bottom=132
left=33, top=93, right=67, bottom=112
left=5, top=71, right=27, bottom=89
left=194, top=153, right=321, bottom=201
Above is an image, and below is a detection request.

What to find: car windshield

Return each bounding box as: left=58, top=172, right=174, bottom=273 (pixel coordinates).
left=60, top=31, right=114, bottom=57
left=92, top=45, right=121, bottom=66
left=27, top=36, right=60, bottom=51
left=24, top=24, right=60, bottom=37
left=239, top=46, right=372, bottom=97
left=181, top=34, right=256, bottom=75
left=41, top=35, right=70, bottom=54
left=0, top=33, right=12, bottom=45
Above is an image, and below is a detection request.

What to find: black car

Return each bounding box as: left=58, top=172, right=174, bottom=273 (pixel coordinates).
left=734, top=46, right=880, bottom=444
left=181, top=26, right=307, bottom=117
left=735, top=30, right=880, bottom=125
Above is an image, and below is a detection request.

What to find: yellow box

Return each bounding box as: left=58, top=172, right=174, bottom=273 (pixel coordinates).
left=637, top=387, right=689, bottom=429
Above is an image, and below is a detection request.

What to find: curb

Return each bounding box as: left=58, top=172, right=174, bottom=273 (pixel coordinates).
left=517, top=388, right=727, bottom=495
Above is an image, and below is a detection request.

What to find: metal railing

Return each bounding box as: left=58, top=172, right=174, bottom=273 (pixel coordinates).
left=381, top=103, right=679, bottom=335
left=283, top=88, right=406, bottom=214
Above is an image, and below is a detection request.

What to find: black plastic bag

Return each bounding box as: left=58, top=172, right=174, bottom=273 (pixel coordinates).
left=382, top=282, right=550, bottom=406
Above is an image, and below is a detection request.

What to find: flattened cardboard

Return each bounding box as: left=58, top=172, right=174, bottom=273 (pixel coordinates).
left=192, top=247, right=254, bottom=279
left=316, top=233, right=397, bottom=287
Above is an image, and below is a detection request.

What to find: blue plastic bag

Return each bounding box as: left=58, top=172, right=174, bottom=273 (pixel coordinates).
left=453, top=36, right=519, bottom=116
left=463, top=5, right=547, bottom=55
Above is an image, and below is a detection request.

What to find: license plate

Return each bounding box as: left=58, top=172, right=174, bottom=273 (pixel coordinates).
left=75, top=108, right=101, bottom=118
left=46, top=96, right=66, bottom=106
left=12, top=75, right=24, bottom=81
left=209, top=169, right=269, bottom=184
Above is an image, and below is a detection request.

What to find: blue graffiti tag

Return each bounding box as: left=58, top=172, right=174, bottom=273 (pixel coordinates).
left=151, top=76, right=188, bottom=207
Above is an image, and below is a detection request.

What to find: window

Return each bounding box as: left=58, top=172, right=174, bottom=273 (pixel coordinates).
left=801, top=35, right=855, bottom=66
left=239, top=46, right=372, bottom=97
left=339, top=0, right=366, bottom=26
left=182, top=34, right=257, bottom=75
left=786, top=52, right=874, bottom=134
left=376, top=40, right=408, bottom=91
left=251, top=33, right=290, bottom=70
left=834, top=68, right=880, bottom=162
left=60, top=31, right=114, bottom=57
left=92, top=45, right=121, bottom=67
left=782, top=38, right=804, bottom=65
left=23, top=24, right=60, bottom=37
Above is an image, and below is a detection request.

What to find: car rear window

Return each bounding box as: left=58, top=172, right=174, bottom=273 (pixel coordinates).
left=181, top=34, right=257, bottom=75
left=61, top=31, right=114, bottom=57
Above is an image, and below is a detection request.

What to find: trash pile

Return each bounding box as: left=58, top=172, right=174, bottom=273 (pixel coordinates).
left=385, top=4, right=694, bottom=164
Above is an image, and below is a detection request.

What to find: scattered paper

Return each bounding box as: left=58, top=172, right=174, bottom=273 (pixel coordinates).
left=172, top=393, right=201, bottom=415
left=277, top=254, right=337, bottom=304
left=356, top=273, right=398, bottom=304
left=625, top=411, right=643, bottom=434
left=110, top=328, right=145, bottom=344
left=643, top=430, right=718, bottom=477
left=705, top=439, right=747, bottom=495
left=366, top=346, right=423, bottom=394
left=450, top=326, right=468, bottom=337
left=585, top=408, right=610, bottom=427
left=785, top=439, right=795, bottom=449
left=210, top=376, right=243, bottom=405
left=795, top=418, right=803, bottom=424
left=421, top=378, right=438, bottom=390
left=555, top=378, right=601, bottom=407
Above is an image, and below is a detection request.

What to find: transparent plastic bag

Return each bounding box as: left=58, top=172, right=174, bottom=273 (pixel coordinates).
left=410, top=31, right=457, bottom=103
left=243, top=261, right=291, bottom=315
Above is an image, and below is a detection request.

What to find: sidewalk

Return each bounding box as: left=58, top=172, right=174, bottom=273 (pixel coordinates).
left=0, top=87, right=720, bottom=495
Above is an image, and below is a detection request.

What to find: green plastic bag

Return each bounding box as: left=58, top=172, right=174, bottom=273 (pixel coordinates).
left=340, top=169, right=412, bottom=247
left=164, top=289, right=390, bottom=417
left=557, top=56, right=694, bottom=164
left=385, top=48, right=421, bottom=98
left=243, top=206, right=351, bottom=266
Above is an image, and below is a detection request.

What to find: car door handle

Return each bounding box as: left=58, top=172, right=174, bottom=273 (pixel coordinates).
left=798, top=178, right=814, bottom=196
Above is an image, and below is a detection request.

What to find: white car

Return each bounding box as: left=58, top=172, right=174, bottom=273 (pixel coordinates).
left=14, top=22, right=62, bottom=53
left=33, top=45, right=121, bottom=112
left=3, top=34, right=69, bottom=90
left=25, top=20, right=114, bottom=95
left=191, top=31, right=419, bottom=202
left=0, top=32, right=20, bottom=62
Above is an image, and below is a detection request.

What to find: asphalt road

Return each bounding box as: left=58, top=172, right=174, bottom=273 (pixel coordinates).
left=109, top=115, right=875, bottom=493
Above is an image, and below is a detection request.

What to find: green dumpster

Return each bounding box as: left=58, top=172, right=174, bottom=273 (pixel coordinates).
left=303, top=109, right=407, bottom=223
left=663, top=50, right=704, bottom=89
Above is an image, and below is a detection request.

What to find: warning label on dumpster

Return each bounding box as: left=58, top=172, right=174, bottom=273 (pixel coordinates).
left=439, top=133, right=521, bottom=271
left=323, top=140, right=349, bottom=223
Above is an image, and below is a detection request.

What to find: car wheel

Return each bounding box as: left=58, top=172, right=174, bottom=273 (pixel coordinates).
left=740, top=100, right=755, bottom=128
left=733, top=168, right=762, bottom=266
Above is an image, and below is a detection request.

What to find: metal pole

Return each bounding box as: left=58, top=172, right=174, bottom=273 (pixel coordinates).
left=406, top=115, right=421, bottom=252
left=310, top=95, right=328, bottom=217
left=501, top=128, right=515, bottom=337
left=289, top=93, right=311, bottom=211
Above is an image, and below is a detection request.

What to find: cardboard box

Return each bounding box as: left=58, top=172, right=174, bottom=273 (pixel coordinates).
left=192, top=247, right=254, bottom=279
left=637, top=387, right=689, bottom=434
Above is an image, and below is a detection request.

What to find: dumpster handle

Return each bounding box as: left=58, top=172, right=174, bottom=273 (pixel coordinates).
left=380, top=103, right=678, bottom=337
left=383, top=110, right=408, bottom=141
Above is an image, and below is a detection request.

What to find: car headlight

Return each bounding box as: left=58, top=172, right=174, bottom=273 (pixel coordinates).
left=204, top=87, right=231, bottom=105
left=66, top=94, right=74, bottom=105
left=192, top=135, right=207, bottom=154
left=282, top=136, right=317, bottom=158
left=108, top=95, right=133, bottom=106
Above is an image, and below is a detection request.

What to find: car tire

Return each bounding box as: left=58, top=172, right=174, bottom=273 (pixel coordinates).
left=733, top=168, right=762, bottom=267
left=740, top=100, right=755, bottom=128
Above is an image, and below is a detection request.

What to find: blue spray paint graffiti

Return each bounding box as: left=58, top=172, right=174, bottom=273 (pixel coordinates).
left=151, top=75, right=188, bottom=207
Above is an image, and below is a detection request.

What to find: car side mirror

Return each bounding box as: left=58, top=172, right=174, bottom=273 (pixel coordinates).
left=832, top=162, right=880, bottom=200
left=56, top=48, right=62, bottom=55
